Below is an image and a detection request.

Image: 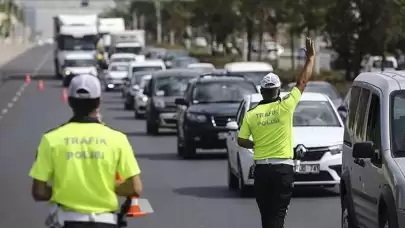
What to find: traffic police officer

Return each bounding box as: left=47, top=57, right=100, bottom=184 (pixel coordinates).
left=29, top=74, right=143, bottom=228
left=237, top=37, right=315, bottom=228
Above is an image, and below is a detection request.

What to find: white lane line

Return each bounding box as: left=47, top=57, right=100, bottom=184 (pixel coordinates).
left=0, top=49, right=53, bottom=122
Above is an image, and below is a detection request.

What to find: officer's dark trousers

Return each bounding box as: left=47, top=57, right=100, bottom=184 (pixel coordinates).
left=63, top=222, right=116, bottom=228
left=254, top=164, right=294, bottom=228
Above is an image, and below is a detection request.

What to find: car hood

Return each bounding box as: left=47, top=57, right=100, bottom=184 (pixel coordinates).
left=65, top=67, right=96, bottom=74
left=108, top=71, right=128, bottom=78
left=187, top=103, right=240, bottom=116
left=293, top=127, right=344, bottom=147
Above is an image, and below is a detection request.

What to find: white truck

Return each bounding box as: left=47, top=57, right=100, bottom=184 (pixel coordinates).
left=109, top=30, right=146, bottom=62
left=53, top=14, right=99, bottom=78
left=98, top=18, right=125, bottom=55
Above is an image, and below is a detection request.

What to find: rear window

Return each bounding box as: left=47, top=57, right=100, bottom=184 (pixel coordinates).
left=153, top=75, right=193, bottom=96
left=133, top=66, right=163, bottom=73
left=110, top=65, right=128, bottom=71
left=192, top=81, right=257, bottom=103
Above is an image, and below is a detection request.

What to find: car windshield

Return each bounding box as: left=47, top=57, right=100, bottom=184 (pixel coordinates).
left=131, top=71, right=152, bottom=85
left=373, top=60, right=395, bottom=68
left=65, top=59, right=95, bottom=67
left=166, top=50, right=189, bottom=59
left=111, top=58, right=134, bottom=63
left=174, top=58, right=198, bottom=67
left=133, top=66, right=162, bottom=73
left=230, top=71, right=271, bottom=85
left=250, top=100, right=341, bottom=127
left=193, top=81, right=257, bottom=103
left=154, top=76, right=191, bottom=96
left=115, top=46, right=142, bottom=54
left=304, top=84, right=340, bottom=100
left=110, top=65, right=128, bottom=72
left=390, top=92, right=405, bottom=154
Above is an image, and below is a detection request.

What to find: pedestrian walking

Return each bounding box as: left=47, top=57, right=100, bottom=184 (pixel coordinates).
left=237, top=37, right=316, bottom=228
left=29, top=74, right=143, bottom=228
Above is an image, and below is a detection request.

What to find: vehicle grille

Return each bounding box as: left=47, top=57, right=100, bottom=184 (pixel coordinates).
left=212, top=116, right=235, bottom=127
left=294, top=171, right=333, bottom=182
left=299, top=147, right=329, bottom=161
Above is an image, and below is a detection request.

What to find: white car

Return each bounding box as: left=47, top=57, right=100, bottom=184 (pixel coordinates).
left=187, top=62, right=215, bottom=70
left=109, top=53, right=143, bottom=64
left=224, top=61, right=274, bottom=90
left=133, top=74, right=152, bottom=118
left=62, top=52, right=98, bottom=86
left=226, top=92, right=344, bottom=196
left=104, top=62, right=129, bottom=91
left=128, top=59, right=166, bottom=77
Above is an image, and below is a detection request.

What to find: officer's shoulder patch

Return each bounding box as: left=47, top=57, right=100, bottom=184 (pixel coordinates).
left=45, top=122, right=69, bottom=134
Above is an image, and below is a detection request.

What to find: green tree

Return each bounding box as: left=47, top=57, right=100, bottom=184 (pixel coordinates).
left=0, top=0, right=24, bottom=38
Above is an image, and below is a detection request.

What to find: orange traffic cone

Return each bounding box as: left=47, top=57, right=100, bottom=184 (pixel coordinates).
left=38, top=80, right=44, bottom=91
left=25, top=74, right=31, bottom=84
left=127, top=197, right=147, bottom=217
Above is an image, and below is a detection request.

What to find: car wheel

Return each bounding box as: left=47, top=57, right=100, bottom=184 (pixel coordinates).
left=124, top=101, right=132, bottom=110
left=146, top=119, right=159, bottom=135
left=176, top=133, right=184, bottom=157
left=341, top=194, right=355, bottom=228
left=227, top=160, right=238, bottom=190
left=380, top=205, right=399, bottom=228
left=183, top=139, right=196, bottom=159
left=134, top=109, right=142, bottom=119
left=237, top=159, right=250, bottom=197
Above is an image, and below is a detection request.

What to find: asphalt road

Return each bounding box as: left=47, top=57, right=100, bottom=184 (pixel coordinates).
left=0, top=45, right=341, bottom=228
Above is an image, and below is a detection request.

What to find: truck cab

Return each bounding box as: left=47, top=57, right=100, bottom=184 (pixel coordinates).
left=53, top=14, right=99, bottom=78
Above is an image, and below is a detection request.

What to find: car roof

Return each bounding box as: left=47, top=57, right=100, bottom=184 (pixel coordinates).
left=152, top=68, right=202, bottom=77
left=129, top=59, right=164, bottom=66
left=287, top=81, right=333, bottom=87
left=111, top=53, right=136, bottom=58
left=188, top=63, right=215, bottom=68
left=354, top=71, right=405, bottom=91
left=189, top=75, right=253, bottom=84
left=65, top=52, right=93, bottom=59
left=249, top=92, right=330, bottom=103
left=224, top=61, right=273, bottom=71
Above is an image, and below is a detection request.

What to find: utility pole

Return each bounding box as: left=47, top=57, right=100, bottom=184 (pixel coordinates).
left=154, top=0, right=162, bottom=44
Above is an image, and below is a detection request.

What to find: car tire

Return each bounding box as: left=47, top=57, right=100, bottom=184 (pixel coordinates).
left=146, top=120, right=159, bottom=135
left=134, top=109, right=142, bottom=119
left=183, top=139, right=196, bottom=159
left=237, top=159, right=250, bottom=197
left=105, top=87, right=111, bottom=92
left=176, top=134, right=184, bottom=157
left=379, top=204, right=399, bottom=228
left=227, top=160, right=238, bottom=190
left=124, top=101, right=132, bottom=110
left=341, top=194, right=356, bottom=228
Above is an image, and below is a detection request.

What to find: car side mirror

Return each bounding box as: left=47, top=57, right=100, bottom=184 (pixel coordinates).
left=337, top=105, right=347, bottom=112
left=226, top=121, right=238, bottom=131
left=353, top=141, right=374, bottom=158
left=175, top=98, right=188, bottom=106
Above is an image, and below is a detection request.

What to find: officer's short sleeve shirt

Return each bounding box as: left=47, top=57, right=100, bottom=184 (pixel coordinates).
left=29, top=118, right=141, bottom=213
left=238, top=87, right=302, bottom=159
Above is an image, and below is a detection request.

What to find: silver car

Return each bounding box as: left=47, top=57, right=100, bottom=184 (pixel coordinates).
left=133, top=75, right=152, bottom=118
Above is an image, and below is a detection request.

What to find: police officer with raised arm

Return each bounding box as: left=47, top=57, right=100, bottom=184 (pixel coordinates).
left=237, top=37, right=315, bottom=228
left=29, top=74, right=143, bottom=228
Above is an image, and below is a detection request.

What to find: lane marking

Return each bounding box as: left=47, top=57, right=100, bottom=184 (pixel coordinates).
left=0, top=49, right=52, bottom=122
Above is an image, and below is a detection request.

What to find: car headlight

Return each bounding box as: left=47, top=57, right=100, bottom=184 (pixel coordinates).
left=142, top=96, right=148, bottom=102
left=186, top=112, right=207, bottom=122
left=329, top=144, right=343, bottom=155
left=64, top=70, right=71, bottom=76
left=153, top=98, right=165, bottom=108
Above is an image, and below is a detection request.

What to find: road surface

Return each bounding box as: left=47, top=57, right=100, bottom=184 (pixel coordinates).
left=0, top=44, right=341, bottom=228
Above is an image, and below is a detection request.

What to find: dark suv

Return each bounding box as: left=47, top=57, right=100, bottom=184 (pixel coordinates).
left=175, top=73, right=258, bottom=158
left=143, top=69, right=204, bottom=135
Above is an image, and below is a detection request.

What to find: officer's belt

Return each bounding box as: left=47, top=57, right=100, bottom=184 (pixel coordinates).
left=61, top=211, right=117, bottom=224
left=254, top=158, right=294, bottom=165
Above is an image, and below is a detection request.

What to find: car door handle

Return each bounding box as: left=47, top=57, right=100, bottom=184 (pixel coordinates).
left=354, top=158, right=365, bottom=167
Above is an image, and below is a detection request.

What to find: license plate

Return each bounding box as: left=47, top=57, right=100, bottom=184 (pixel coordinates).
left=297, top=164, right=320, bottom=174
left=217, top=132, right=228, bottom=139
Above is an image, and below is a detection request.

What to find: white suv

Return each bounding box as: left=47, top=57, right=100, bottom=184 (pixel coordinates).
left=226, top=92, right=344, bottom=196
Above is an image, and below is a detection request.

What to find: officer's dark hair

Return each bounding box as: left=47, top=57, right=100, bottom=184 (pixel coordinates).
left=260, top=85, right=281, bottom=102
left=68, top=89, right=100, bottom=116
